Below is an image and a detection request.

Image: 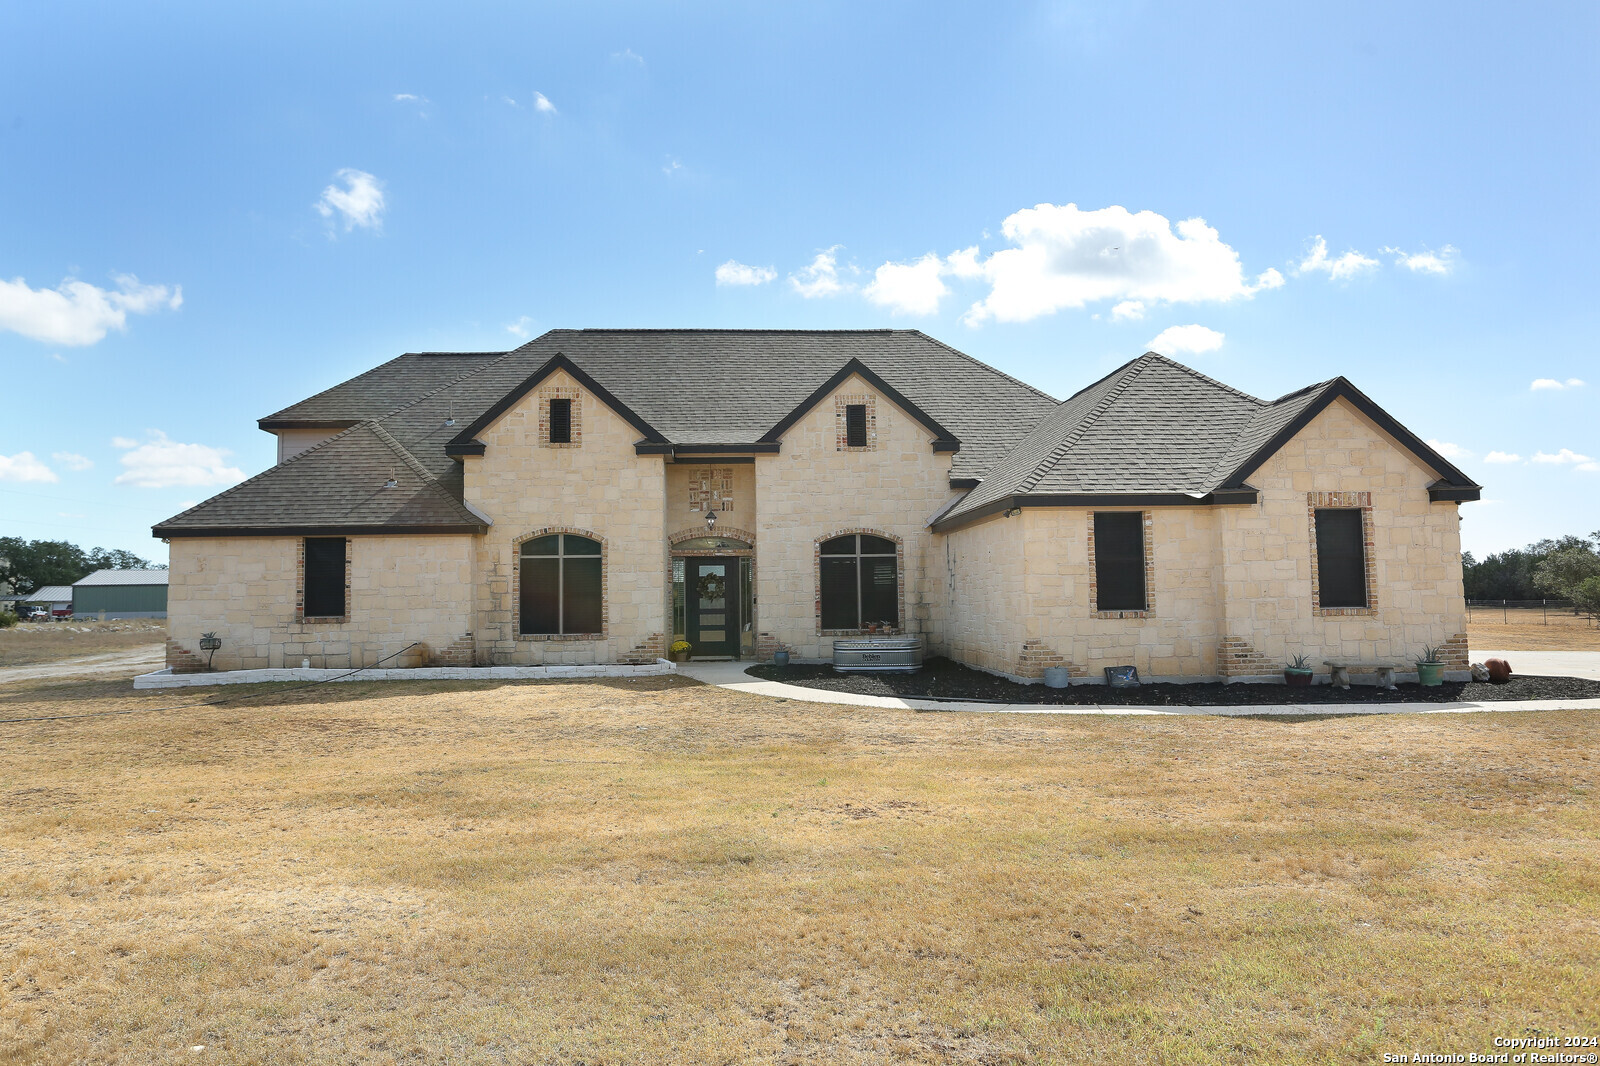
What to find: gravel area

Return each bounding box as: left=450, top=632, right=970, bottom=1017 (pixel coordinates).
left=744, top=657, right=1600, bottom=705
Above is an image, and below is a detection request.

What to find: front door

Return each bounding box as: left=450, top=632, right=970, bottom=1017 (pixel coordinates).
left=685, top=558, right=739, bottom=658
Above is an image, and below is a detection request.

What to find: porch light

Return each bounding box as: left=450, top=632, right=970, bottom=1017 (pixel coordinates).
left=1003, top=506, right=1022, bottom=518
left=705, top=509, right=717, bottom=532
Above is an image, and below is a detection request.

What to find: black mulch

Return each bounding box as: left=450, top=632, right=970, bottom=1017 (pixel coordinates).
left=744, top=657, right=1600, bottom=706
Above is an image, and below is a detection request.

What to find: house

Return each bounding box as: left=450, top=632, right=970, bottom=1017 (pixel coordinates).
left=24, top=586, right=75, bottom=619
left=154, top=329, right=1479, bottom=681
left=73, top=569, right=169, bottom=619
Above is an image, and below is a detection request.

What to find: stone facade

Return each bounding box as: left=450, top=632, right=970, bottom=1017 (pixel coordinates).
left=172, top=382, right=1469, bottom=682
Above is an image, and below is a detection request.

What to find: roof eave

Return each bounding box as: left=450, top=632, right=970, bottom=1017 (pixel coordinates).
left=154, top=522, right=488, bottom=539
left=758, top=357, right=962, bottom=452
left=931, top=489, right=1261, bottom=533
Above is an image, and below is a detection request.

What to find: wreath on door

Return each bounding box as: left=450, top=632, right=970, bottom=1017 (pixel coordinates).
left=696, top=572, right=727, bottom=602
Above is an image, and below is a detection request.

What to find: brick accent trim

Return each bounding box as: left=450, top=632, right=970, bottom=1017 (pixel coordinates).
left=512, top=526, right=607, bottom=641
left=538, top=387, right=582, bottom=448
left=834, top=394, right=878, bottom=451
left=1219, top=635, right=1278, bottom=678
left=1308, top=491, right=1377, bottom=616
left=430, top=633, right=476, bottom=666
left=1442, top=631, right=1469, bottom=670
left=621, top=632, right=666, bottom=665
left=166, top=640, right=206, bottom=674
left=1013, top=639, right=1086, bottom=680
left=668, top=525, right=756, bottom=549
left=295, top=537, right=350, bottom=624
left=814, top=527, right=906, bottom=636
left=1086, top=510, right=1155, bottom=618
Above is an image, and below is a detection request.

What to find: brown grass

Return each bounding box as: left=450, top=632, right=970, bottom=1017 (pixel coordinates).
left=0, top=620, right=166, bottom=667
left=0, top=674, right=1596, bottom=1064
left=1467, top=606, right=1600, bottom=651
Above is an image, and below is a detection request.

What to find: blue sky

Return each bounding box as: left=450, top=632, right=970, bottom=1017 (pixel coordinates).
left=2, top=1, right=1595, bottom=561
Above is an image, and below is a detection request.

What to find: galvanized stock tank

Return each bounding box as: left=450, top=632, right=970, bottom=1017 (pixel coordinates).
left=832, top=636, right=924, bottom=673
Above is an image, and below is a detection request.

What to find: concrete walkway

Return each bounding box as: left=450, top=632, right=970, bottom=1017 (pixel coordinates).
left=0, top=647, right=166, bottom=686
left=676, top=660, right=1600, bottom=717
left=1471, top=649, right=1600, bottom=681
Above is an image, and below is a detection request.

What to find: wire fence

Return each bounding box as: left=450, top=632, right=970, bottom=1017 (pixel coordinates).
left=1466, top=599, right=1575, bottom=623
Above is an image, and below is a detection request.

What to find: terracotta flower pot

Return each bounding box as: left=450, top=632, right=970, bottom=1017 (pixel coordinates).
left=1485, top=657, right=1512, bottom=684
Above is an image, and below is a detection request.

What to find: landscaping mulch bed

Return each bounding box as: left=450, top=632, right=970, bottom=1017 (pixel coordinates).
left=745, top=656, right=1600, bottom=706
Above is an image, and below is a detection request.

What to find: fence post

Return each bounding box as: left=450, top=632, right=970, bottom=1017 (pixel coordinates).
left=1543, top=598, right=1548, bottom=625
left=1503, top=599, right=1508, bottom=624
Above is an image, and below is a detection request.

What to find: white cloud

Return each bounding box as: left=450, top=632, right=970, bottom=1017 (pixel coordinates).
left=110, top=436, right=138, bottom=449
left=0, top=273, right=182, bottom=346
left=533, top=91, right=556, bottom=114
left=715, top=260, right=777, bottom=287
left=113, top=432, right=246, bottom=489
left=789, top=247, right=850, bottom=298
left=1483, top=451, right=1522, bottom=464
left=1531, top=448, right=1594, bottom=467
left=1383, top=244, right=1459, bottom=275
left=1147, top=324, right=1225, bottom=356
left=1425, top=439, right=1471, bottom=461
left=505, top=316, right=536, bottom=338
left=314, top=169, right=386, bottom=232
left=1295, top=236, right=1379, bottom=280
left=863, top=254, right=949, bottom=315
left=1530, top=377, right=1585, bottom=391
left=393, top=93, right=428, bottom=103
left=612, top=48, right=645, bottom=65
left=1111, top=300, right=1146, bottom=321
left=960, top=204, right=1280, bottom=325
left=51, top=451, right=93, bottom=471
left=661, top=157, right=683, bottom=176
left=0, top=451, right=57, bottom=483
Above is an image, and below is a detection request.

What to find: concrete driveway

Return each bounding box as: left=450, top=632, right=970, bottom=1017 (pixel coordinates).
left=1471, top=650, right=1600, bottom=681
left=0, top=647, right=166, bottom=686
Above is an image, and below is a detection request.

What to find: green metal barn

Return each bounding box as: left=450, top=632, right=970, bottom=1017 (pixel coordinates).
left=72, top=569, right=169, bottom=618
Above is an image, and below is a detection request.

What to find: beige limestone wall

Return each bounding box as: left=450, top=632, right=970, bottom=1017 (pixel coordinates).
left=464, top=367, right=668, bottom=664
left=935, top=513, right=1029, bottom=675
left=166, top=535, right=475, bottom=671
left=1214, top=397, right=1467, bottom=676
left=753, top=373, right=955, bottom=660
left=932, top=397, right=1465, bottom=682
left=664, top=462, right=757, bottom=540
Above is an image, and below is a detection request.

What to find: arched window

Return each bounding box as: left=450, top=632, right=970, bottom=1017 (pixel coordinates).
left=819, top=534, right=898, bottom=630
left=520, top=534, right=602, bottom=635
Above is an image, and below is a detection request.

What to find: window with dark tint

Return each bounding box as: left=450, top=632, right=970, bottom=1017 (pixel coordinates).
left=845, top=404, right=868, bottom=447
left=819, top=533, right=898, bottom=629
left=303, top=537, right=346, bottom=617
left=1315, top=508, right=1367, bottom=608
left=520, top=533, right=602, bottom=634
left=548, top=398, right=573, bottom=444
left=1093, top=512, right=1146, bottom=612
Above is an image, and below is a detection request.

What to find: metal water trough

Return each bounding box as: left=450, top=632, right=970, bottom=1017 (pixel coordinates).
left=832, top=636, right=924, bottom=673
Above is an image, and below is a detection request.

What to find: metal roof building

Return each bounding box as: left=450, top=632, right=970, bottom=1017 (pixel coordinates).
left=72, top=569, right=169, bottom=618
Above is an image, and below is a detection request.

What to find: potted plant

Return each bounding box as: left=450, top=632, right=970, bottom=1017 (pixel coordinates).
left=669, top=639, right=693, bottom=664
left=773, top=645, right=791, bottom=667
left=1284, top=654, right=1313, bottom=687
left=1415, top=646, right=1444, bottom=687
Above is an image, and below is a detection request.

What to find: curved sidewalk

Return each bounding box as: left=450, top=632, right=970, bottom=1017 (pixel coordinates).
left=676, top=661, right=1600, bottom=717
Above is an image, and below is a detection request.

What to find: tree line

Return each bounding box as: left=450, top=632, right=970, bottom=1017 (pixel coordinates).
left=1464, top=532, right=1600, bottom=617
left=0, top=537, right=165, bottom=596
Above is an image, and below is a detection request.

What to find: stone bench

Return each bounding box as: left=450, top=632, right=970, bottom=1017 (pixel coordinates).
left=1323, top=660, right=1401, bottom=690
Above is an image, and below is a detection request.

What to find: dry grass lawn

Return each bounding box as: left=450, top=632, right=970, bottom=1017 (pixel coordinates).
left=0, top=620, right=166, bottom=667
left=1468, top=606, right=1600, bottom=651
left=1, top=674, right=1596, bottom=1065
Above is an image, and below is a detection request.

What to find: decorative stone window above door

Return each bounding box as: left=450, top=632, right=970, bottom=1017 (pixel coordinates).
left=688, top=467, right=734, bottom=513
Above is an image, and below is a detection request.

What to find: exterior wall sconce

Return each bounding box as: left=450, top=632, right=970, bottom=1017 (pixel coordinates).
left=705, top=509, right=717, bottom=532
left=1003, top=506, right=1023, bottom=518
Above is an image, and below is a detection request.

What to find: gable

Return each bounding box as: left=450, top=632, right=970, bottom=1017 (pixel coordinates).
left=760, top=359, right=959, bottom=453
left=445, top=354, right=667, bottom=456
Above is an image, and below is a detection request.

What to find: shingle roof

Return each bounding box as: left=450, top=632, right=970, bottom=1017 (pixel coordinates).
left=935, top=353, right=1481, bottom=528
left=74, top=569, right=170, bottom=587
left=259, top=352, right=506, bottom=427
left=154, top=421, right=487, bottom=536
left=160, top=331, right=1478, bottom=538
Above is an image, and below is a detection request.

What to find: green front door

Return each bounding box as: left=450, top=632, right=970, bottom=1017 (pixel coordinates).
left=686, top=558, right=739, bottom=658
